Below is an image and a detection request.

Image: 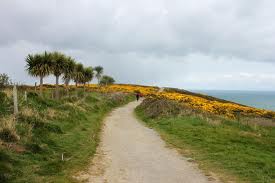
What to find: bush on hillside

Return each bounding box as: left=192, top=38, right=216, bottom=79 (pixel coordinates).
left=0, top=127, right=20, bottom=142
left=0, top=73, right=11, bottom=89
left=137, top=98, right=188, bottom=119
left=0, top=91, right=11, bottom=116
left=99, top=75, right=115, bottom=85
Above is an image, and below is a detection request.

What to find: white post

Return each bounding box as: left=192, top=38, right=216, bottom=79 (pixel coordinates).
left=24, top=91, right=27, bottom=102
left=13, top=85, right=18, bottom=115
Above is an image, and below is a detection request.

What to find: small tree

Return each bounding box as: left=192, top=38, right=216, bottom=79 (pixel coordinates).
left=94, top=66, right=103, bottom=84
left=81, top=67, right=94, bottom=91
left=63, top=57, right=76, bottom=88
left=0, top=73, right=11, bottom=89
left=73, top=63, right=85, bottom=87
left=25, top=51, right=52, bottom=95
left=99, top=75, right=115, bottom=86
left=51, top=52, right=67, bottom=99
left=82, top=67, right=94, bottom=85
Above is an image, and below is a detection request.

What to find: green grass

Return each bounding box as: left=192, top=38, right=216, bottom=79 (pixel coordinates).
left=0, top=90, right=134, bottom=183
left=135, top=107, right=275, bottom=183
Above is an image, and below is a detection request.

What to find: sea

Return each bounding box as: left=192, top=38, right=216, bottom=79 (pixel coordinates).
left=193, top=90, right=275, bottom=111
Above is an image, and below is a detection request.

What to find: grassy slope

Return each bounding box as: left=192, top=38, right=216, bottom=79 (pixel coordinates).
left=136, top=104, right=275, bottom=183
left=0, top=91, right=133, bottom=183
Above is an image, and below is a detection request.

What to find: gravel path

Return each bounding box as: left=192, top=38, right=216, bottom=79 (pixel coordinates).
left=76, top=101, right=219, bottom=183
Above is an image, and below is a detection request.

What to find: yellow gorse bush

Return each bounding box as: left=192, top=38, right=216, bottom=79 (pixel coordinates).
left=87, top=84, right=159, bottom=96
left=86, top=84, right=275, bottom=119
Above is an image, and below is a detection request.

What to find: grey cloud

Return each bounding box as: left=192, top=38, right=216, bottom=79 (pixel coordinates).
left=1, top=0, right=275, bottom=60
left=1, top=0, right=275, bottom=90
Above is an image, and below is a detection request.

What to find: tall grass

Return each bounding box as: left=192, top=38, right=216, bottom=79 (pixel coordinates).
left=0, top=88, right=134, bottom=182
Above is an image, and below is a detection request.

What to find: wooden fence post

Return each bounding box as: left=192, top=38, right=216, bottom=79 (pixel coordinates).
left=24, top=91, right=27, bottom=102
left=13, top=85, right=18, bottom=115
left=35, top=82, right=37, bottom=92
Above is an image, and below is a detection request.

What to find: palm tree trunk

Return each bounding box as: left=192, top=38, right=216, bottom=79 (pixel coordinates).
left=65, top=79, right=70, bottom=96
left=55, top=75, right=59, bottom=99
left=97, top=76, right=100, bottom=85
left=39, top=76, right=43, bottom=96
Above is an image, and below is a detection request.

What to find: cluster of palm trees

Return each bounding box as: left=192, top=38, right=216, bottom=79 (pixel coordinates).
left=25, top=51, right=104, bottom=98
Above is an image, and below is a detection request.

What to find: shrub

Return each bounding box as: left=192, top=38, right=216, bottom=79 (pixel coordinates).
left=99, top=75, right=115, bottom=85
left=27, top=92, right=39, bottom=98
left=0, top=73, right=11, bottom=89
left=137, top=98, right=184, bottom=119
left=0, top=92, right=11, bottom=116
left=17, top=114, right=62, bottom=134
left=0, top=128, right=20, bottom=142
left=26, top=143, right=43, bottom=154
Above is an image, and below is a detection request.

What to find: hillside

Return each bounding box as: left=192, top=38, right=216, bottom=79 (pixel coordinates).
left=0, top=84, right=274, bottom=183
left=0, top=87, right=133, bottom=182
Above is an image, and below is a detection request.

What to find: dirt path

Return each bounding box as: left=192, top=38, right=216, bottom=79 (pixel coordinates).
left=76, top=101, right=219, bottom=183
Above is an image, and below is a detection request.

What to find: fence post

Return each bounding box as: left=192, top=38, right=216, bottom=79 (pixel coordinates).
left=13, top=85, right=19, bottom=115
left=35, top=82, right=37, bottom=92
left=24, top=91, right=27, bottom=102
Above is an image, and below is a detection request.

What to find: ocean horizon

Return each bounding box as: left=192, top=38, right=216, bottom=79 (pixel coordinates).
left=192, top=90, right=275, bottom=111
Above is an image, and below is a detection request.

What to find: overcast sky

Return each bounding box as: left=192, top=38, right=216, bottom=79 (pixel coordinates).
left=1, top=0, right=275, bottom=90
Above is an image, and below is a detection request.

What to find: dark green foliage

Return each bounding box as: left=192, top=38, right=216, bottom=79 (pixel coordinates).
left=0, top=151, right=13, bottom=183
left=17, top=114, right=62, bottom=134
left=0, top=128, right=18, bottom=142
left=0, top=92, right=12, bottom=116
left=94, top=66, right=103, bottom=83
left=0, top=73, right=11, bottom=88
left=82, top=67, right=94, bottom=84
left=25, top=143, right=43, bottom=154
left=63, top=57, right=76, bottom=85
left=99, top=75, right=115, bottom=85
left=26, top=92, right=38, bottom=98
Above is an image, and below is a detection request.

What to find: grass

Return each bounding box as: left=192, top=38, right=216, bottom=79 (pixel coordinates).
left=135, top=101, right=275, bottom=183
left=0, top=89, right=134, bottom=183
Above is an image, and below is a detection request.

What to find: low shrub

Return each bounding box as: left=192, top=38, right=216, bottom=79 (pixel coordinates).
left=27, top=92, right=39, bottom=98
left=0, top=127, right=20, bottom=142
left=17, top=114, right=62, bottom=133
left=0, top=91, right=11, bottom=116
left=137, top=98, right=185, bottom=119
left=26, top=143, right=43, bottom=154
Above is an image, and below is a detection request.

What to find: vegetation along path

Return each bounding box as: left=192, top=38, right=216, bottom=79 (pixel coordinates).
left=76, top=101, right=218, bottom=183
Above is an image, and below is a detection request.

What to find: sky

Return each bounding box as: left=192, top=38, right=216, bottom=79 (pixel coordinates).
left=1, top=0, right=275, bottom=90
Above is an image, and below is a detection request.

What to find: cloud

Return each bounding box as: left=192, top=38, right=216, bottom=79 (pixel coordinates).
left=0, top=0, right=275, bottom=90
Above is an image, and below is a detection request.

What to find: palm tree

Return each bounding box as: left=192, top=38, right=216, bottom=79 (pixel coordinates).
left=99, top=75, right=115, bottom=86
left=51, top=52, right=67, bottom=99
left=63, top=56, right=76, bottom=88
left=94, top=66, right=103, bottom=84
left=73, top=63, right=85, bottom=87
left=82, top=67, right=94, bottom=90
left=25, top=51, right=52, bottom=95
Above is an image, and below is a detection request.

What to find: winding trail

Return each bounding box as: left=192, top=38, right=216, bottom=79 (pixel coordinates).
left=76, top=101, right=219, bottom=183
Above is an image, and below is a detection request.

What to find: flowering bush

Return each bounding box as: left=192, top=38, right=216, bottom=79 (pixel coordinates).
left=87, top=84, right=159, bottom=96
left=85, top=84, right=275, bottom=119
